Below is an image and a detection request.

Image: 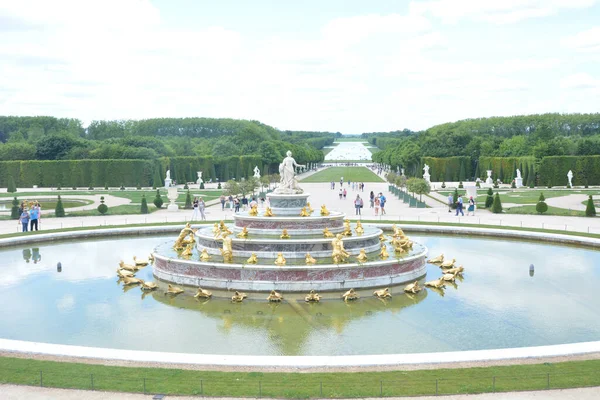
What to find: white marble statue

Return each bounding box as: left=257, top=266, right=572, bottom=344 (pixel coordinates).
left=400, top=168, right=405, bottom=176
left=253, top=166, right=261, bottom=179
left=196, top=171, right=203, bottom=185
left=486, top=170, right=493, bottom=184
left=516, top=169, right=522, bottom=179
left=423, top=164, right=430, bottom=175
left=567, top=170, right=573, bottom=187
left=165, top=169, right=171, bottom=180
left=275, top=151, right=305, bottom=194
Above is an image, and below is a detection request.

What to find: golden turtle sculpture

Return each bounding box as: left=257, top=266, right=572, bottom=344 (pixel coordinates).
left=342, top=288, right=359, bottom=301
left=427, top=254, right=444, bottom=264
left=442, top=272, right=457, bottom=282
left=246, top=253, right=258, bottom=264
left=424, top=278, right=446, bottom=289
left=404, top=281, right=422, bottom=294
left=442, top=266, right=464, bottom=275
left=373, top=287, right=392, bottom=298
left=267, top=290, right=284, bottom=302
left=140, top=281, right=158, bottom=291
left=194, top=287, right=212, bottom=299
left=305, top=290, right=321, bottom=302
left=275, top=252, right=286, bottom=266
left=231, top=291, right=247, bottom=302
left=119, top=261, right=138, bottom=272
left=440, top=258, right=456, bottom=268
left=165, top=284, right=184, bottom=295
left=122, top=276, right=144, bottom=286
left=133, top=256, right=150, bottom=266
left=117, top=269, right=134, bottom=278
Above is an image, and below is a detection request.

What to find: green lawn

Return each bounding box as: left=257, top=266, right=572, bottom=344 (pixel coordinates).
left=334, top=137, right=368, bottom=142
left=1, top=356, right=600, bottom=397
left=300, top=167, right=384, bottom=183
left=437, top=189, right=599, bottom=205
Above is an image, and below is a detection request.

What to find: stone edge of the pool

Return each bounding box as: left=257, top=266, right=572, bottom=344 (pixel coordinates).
left=0, top=223, right=599, bottom=368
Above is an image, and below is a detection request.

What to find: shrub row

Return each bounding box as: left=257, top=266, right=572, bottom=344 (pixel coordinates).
left=538, top=155, right=600, bottom=187
left=421, top=156, right=471, bottom=182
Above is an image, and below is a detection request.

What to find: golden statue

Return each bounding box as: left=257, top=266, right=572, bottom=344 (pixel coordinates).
left=331, top=234, right=350, bottom=264
left=342, top=219, right=352, bottom=236
left=373, top=287, right=392, bottom=298
left=133, top=256, right=150, bottom=266
left=356, top=249, right=368, bottom=263
left=320, top=204, right=330, bottom=216
left=379, top=234, right=387, bottom=242
left=231, top=291, right=247, bottom=302
left=246, top=253, right=258, bottom=264
left=199, top=249, right=211, bottom=261
left=342, top=288, right=359, bottom=301
left=280, top=229, right=291, bottom=239
left=119, top=261, right=138, bottom=272
left=212, top=223, right=220, bottom=236
left=275, top=252, right=286, bottom=266
left=236, top=227, right=249, bottom=238
left=248, top=204, right=259, bottom=216
left=424, top=278, right=446, bottom=289
left=427, top=254, right=444, bottom=264
left=379, top=243, right=389, bottom=259
left=165, top=284, right=184, bottom=295
left=140, top=280, right=158, bottom=291
left=305, top=253, right=317, bottom=264
left=440, top=258, right=456, bottom=268
left=392, top=224, right=406, bottom=238
left=305, top=290, right=321, bottom=302
left=306, top=202, right=314, bottom=214
left=174, top=223, right=198, bottom=250
left=392, top=236, right=413, bottom=253
left=300, top=207, right=310, bottom=217
left=219, top=220, right=227, bottom=231
left=355, top=221, right=364, bottom=235
left=264, top=207, right=274, bottom=217
left=442, top=272, right=457, bottom=282
left=117, top=268, right=134, bottom=278
left=181, top=242, right=194, bottom=258
left=404, top=281, right=422, bottom=294
left=442, top=266, right=464, bottom=275
left=122, top=276, right=143, bottom=286
left=194, top=287, right=212, bottom=299
left=267, top=290, right=284, bottom=302
left=220, top=232, right=233, bottom=262
left=323, top=227, right=335, bottom=238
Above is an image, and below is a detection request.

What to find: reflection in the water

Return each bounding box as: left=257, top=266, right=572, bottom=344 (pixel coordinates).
left=0, top=234, right=599, bottom=356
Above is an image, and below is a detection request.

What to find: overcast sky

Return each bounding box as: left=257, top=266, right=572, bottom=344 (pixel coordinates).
left=1, top=0, right=599, bottom=134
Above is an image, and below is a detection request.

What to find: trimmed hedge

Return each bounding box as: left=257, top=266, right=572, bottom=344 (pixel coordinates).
left=478, top=157, right=535, bottom=182
left=421, top=156, right=471, bottom=182
left=538, top=156, right=600, bottom=187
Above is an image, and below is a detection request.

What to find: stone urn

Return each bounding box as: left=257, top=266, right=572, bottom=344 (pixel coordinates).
left=167, top=187, right=179, bottom=211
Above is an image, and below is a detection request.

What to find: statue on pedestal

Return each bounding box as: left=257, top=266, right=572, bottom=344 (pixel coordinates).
left=275, top=151, right=305, bottom=194
left=196, top=171, right=203, bottom=185
left=253, top=166, right=261, bottom=179
left=567, top=170, right=573, bottom=187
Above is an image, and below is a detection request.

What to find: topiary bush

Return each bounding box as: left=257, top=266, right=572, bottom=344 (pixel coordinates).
left=184, top=183, right=189, bottom=190
left=140, top=195, right=149, bottom=214
left=7, top=175, right=16, bottom=193
left=55, top=195, right=65, bottom=217
left=136, top=182, right=142, bottom=190
left=585, top=195, right=596, bottom=217
left=200, top=182, right=205, bottom=189
left=451, top=188, right=459, bottom=209
left=475, top=181, right=480, bottom=188
left=491, top=192, right=503, bottom=214
left=104, top=183, right=109, bottom=190
left=11, top=197, right=19, bottom=219
left=536, top=200, right=548, bottom=214
left=538, top=193, right=545, bottom=202
left=484, top=188, right=494, bottom=208
left=184, top=190, right=192, bottom=209
left=97, top=196, right=108, bottom=215
left=217, top=182, right=222, bottom=189
left=153, top=189, right=164, bottom=209
left=511, top=180, right=516, bottom=189
left=458, top=181, right=463, bottom=189
left=120, top=184, right=125, bottom=191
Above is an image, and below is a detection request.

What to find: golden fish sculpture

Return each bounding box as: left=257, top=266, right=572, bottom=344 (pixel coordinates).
left=246, top=253, right=258, bottom=264
left=305, top=253, right=317, bottom=264
left=275, top=252, right=286, bottom=266
left=320, top=204, right=330, bottom=216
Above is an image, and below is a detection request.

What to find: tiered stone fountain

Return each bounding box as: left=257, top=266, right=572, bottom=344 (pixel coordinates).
left=153, top=152, right=427, bottom=294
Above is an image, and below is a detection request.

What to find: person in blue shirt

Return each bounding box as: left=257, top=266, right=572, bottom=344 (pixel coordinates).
left=379, top=193, right=387, bottom=215
left=29, top=205, right=40, bottom=231
left=19, top=209, right=30, bottom=232
left=455, top=195, right=464, bottom=216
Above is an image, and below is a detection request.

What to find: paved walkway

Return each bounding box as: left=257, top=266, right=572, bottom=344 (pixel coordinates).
left=2, top=384, right=599, bottom=399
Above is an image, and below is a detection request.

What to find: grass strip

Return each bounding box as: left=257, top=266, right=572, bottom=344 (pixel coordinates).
left=1, top=357, right=600, bottom=397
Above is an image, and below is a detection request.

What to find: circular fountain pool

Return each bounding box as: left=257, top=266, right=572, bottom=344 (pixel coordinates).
left=1, top=232, right=599, bottom=356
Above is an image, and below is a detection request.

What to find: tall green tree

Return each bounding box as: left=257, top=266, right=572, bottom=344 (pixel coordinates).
left=585, top=195, right=596, bottom=217
left=11, top=197, right=19, bottom=219
left=55, top=195, right=65, bottom=217
left=7, top=175, right=16, bottom=193
left=491, top=193, right=503, bottom=213
left=140, top=195, right=149, bottom=214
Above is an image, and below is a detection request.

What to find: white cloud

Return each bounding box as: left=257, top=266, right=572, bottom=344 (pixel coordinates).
left=560, top=72, right=600, bottom=89
left=410, top=0, right=597, bottom=24
left=562, top=26, right=600, bottom=52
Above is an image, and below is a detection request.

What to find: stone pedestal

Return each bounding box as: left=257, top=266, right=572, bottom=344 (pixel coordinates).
left=423, top=173, right=431, bottom=183
left=167, top=187, right=179, bottom=212
left=485, top=170, right=493, bottom=185
left=164, top=178, right=172, bottom=188
left=266, top=193, right=310, bottom=216
left=464, top=183, right=477, bottom=200
left=515, top=177, right=523, bottom=188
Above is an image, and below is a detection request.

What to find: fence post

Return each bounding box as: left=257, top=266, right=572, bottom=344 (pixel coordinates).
left=200, top=379, right=203, bottom=395
left=493, top=376, right=495, bottom=392
left=143, top=378, right=146, bottom=394
left=320, top=381, right=323, bottom=397
left=259, top=381, right=262, bottom=398
left=40, top=370, right=43, bottom=387
left=91, top=374, right=94, bottom=390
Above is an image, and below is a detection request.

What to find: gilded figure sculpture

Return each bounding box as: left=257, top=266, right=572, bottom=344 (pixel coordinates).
left=300, top=207, right=310, bottom=217
left=220, top=232, right=233, bottom=262
left=404, top=281, right=422, bottom=294
left=165, top=284, right=184, bottom=295
left=331, top=234, right=350, bottom=264
left=248, top=204, right=259, bottom=216
left=392, top=224, right=406, bottom=238
left=427, top=254, right=444, bottom=264
left=246, top=253, right=258, bottom=264
left=305, top=290, right=321, bottom=302
left=236, top=227, right=249, bottom=238
left=306, top=202, right=314, bottom=214
left=199, top=249, right=211, bottom=261
left=275, top=252, right=286, bottom=266
left=140, top=281, right=158, bottom=291
left=280, top=229, right=291, bottom=239
left=379, top=234, right=387, bottom=242
left=305, top=253, right=316, bottom=264
left=440, top=258, right=456, bottom=268
left=373, top=287, right=392, bottom=298
left=343, top=219, right=352, bottom=236
left=355, top=221, right=364, bottom=235
left=174, top=223, right=198, bottom=250
left=212, top=223, right=220, bottom=236
left=264, top=207, right=274, bottom=217
left=194, top=287, right=212, bottom=298
left=320, top=204, right=330, bottom=216
left=356, top=249, right=368, bottom=263
left=424, top=278, right=446, bottom=289
left=323, top=227, right=335, bottom=238
left=379, top=243, right=389, bottom=259
left=231, top=291, right=247, bottom=302
left=342, top=288, right=359, bottom=301
left=181, top=242, right=194, bottom=257
left=267, top=290, right=284, bottom=302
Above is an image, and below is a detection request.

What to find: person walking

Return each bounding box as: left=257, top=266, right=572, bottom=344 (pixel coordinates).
left=467, top=196, right=475, bottom=216
left=455, top=195, right=464, bottom=216
left=191, top=197, right=200, bottom=221
left=447, top=193, right=453, bottom=213
left=241, top=196, right=248, bottom=211
left=29, top=203, right=40, bottom=231
left=234, top=197, right=240, bottom=213
left=198, top=197, right=206, bottom=220
left=228, top=195, right=234, bottom=210
left=379, top=193, right=387, bottom=215
left=19, top=208, right=29, bottom=232
left=354, top=195, right=363, bottom=215
left=343, top=188, right=347, bottom=199
left=339, top=188, right=343, bottom=200
left=220, top=195, right=226, bottom=211
left=374, top=197, right=380, bottom=216
left=369, top=191, right=375, bottom=208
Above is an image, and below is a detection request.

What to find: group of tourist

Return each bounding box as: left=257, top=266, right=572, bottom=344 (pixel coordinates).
left=368, top=192, right=386, bottom=216
left=18, top=201, right=41, bottom=232
left=447, top=194, right=476, bottom=216
left=331, top=179, right=366, bottom=192
left=191, top=197, right=206, bottom=221
left=218, top=194, right=262, bottom=213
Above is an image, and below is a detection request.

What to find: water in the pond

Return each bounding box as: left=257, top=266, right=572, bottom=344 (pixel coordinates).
left=0, top=234, right=599, bottom=356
